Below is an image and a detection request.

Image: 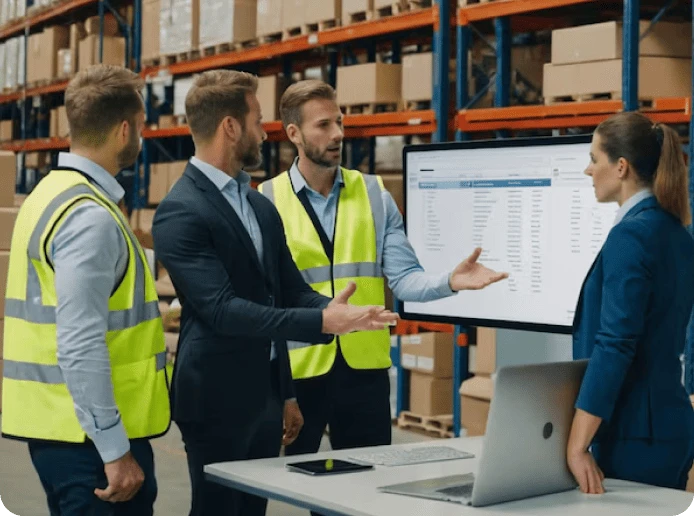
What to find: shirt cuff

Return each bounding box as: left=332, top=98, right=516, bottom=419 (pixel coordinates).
left=285, top=397, right=297, bottom=403
left=435, top=271, right=457, bottom=297
left=90, top=418, right=131, bottom=464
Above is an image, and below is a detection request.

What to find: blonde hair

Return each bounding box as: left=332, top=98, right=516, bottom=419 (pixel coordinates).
left=64, top=65, right=144, bottom=148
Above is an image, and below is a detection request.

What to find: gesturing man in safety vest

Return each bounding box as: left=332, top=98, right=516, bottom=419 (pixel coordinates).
left=2, top=65, right=170, bottom=515
left=258, top=80, right=507, bottom=505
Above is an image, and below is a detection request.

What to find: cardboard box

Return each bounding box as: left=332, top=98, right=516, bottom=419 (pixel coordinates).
left=543, top=57, right=692, bottom=102
left=57, top=106, right=69, bottom=138
left=199, top=0, right=256, bottom=48
left=459, top=375, right=493, bottom=437
left=173, top=75, right=195, bottom=117
left=78, top=35, right=126, bottom=71
left=257, top=75, right=281, bottom=121
left=471, top=327, right=496, bottom=375
left=0, top=207, right=16, bottom=250
left=410, top=372, right=452, bottom=416
left=0, top=151, right=16, bottom=208
left=57, top=48, right=74, bottom=79
left=168, top=160, right=187, bottom=188
left=400, top=332, right=453, bottom=378
left=84, top=14, right=120, bottom=37
left=142, top=0, right=160, bottom=60
left=0, top=251, right=8, bottom=316
left=375, top=0, right=403, bottom=9
left=256, top=0, right=282, bottom=37
left=378, top=173, right=403, bottom=212
left=27, top=26, right=70, bottom=84
left=148, top=162, right=169, bottom=204
left=281, top=0, right=302, bottom=31
left=343, top=0, right=372, bottom=23
left=336, top=63, right=402, bottom=106
left=24, top=152, right=49, bottom=169
left=304, top=0, right=339, bottom=24
left=13, top=194, right=25, bottom=207
left=402, top=52, right=432, bottom=103
left=0, top=120, right=12, bottom=142
left=160, top=0, right=200, bottom=55
left=551, top=21, right=692, bottom=65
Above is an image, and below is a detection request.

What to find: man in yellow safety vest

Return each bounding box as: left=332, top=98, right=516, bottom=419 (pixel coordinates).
left=2, top=65, right=170, bottom=515
left=258, top=81, right=507, bottom=516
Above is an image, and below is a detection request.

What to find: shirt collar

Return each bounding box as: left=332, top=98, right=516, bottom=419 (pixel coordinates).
left=614, top=188, right=654, bottom=226
left=57, top=152, right=125, bottom=204
left=289, top=157, right=343, bottom=195
left=190, top=156, right=251, bottom=192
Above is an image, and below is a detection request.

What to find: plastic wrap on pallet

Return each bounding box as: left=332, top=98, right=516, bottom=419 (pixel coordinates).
left=4, top=38, right=17, bottom=91
left=15, top=0, right=25, bottom=18
left=0, top=45, right=5, bottom=96
left=0, top=0, right=9, bottom=25
left=17, top=36, right=24, bottom=87
left=199, top=0, right=256, bottom=48
left=159, top=0, right=199, bottom=55
left=7, top=0, right=15, bottom=22
left=173, top=75, right=195, bottom=117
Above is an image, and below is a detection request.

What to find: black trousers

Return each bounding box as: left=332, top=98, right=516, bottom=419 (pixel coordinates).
left=28, top=439, right=157, bottom=516
left=177, top=362, right=284, bottom=516
left=284, top=349, right=391, bottom=516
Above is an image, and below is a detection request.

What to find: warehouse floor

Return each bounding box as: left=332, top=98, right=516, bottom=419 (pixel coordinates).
left=0, top=415, right=434, bottom=516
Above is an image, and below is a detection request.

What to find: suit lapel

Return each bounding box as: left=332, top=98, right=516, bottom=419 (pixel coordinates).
left=247, top=191, right=275, bottom=289
left=572, top=250, right=600, bottom=330
left=186, top=164, right=265, bottom=275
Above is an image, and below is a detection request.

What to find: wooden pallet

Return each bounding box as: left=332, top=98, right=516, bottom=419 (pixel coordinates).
left=160, top=50, right=200, bottom=67
left=257, top=32, right=283, bottom=45
left=458, top=0, right=493, bottom=6
left=304, top=18, right=339, bottom=35
left=26, top=78, right=63, bottom=89
left=377, top=0, right=431, bottom=18
left=157, top=114, right=187, bottom=128
left=142, top=56, right=161, bottom=68
left=341, top=102, right=400, bottom=115
left=397, top=411, right=454, bottom=438
left=344, top=9, right=374, bottom=25
left=545, top=93, right=657, bottom=108
left=405, top=99, right=432, bottom=111
left=283, top=25, right=305, bottom=40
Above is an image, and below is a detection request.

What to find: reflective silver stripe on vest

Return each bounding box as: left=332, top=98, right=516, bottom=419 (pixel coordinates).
left=362, top=173, right=385, bottom=268
left=3, top=352, right=168, bottom=384
left=260, top=180, right=274, bottom=204
left=8, top=183, right=160, bottom=329
left=300, top=262, right=383, bottom=285
left=286, top=340, right=313, bottom=351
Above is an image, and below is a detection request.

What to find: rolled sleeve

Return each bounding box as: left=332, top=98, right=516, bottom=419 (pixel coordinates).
left=575, top=221, right=651, bottom=421
left=52, top=201, right=130, bottom=463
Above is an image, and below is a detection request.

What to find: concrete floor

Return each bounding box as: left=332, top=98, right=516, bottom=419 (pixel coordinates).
left=0, top=416, right=434, bottom=516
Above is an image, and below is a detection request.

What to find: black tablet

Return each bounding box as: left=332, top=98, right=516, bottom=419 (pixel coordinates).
left=286, top=459, right=373, bottom=476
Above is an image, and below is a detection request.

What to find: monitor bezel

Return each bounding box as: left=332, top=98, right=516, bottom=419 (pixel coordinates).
left=400, top=133, right=595, bottom=335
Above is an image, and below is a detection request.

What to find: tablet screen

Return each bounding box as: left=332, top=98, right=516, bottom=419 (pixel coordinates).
left=286, top=459, right=373, bottom=475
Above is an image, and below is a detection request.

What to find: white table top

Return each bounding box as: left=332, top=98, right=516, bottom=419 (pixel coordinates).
left=204, top=437, right=694, bottom=516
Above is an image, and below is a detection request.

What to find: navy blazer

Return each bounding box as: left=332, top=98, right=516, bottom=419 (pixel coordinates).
left=152, top=163, right=332, bottom=424
left=573, top=195, right=694, bottom=442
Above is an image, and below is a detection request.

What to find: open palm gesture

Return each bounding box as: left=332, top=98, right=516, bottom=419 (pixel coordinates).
left=450, top=248, right=509, bottom=291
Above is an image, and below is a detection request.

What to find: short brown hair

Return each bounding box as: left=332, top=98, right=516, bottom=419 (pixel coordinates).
left=596, top=112, right=691, bottom=225
left=65, top=65, right=144, bottom=148
left=280, top=80, right=336, bottom=128
left=185, top=70, right=258, bottom=143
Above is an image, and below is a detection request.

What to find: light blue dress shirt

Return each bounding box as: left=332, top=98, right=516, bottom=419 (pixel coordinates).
left=51, top=152, right=130, bottom=463
left=288, top=160, right=455, bottom=302
left=613, top=189, right=654, bottom=227
left=190, top=157, right=278, bottom=360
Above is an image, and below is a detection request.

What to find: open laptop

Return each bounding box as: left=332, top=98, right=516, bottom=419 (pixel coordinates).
left=378, top=359, right=588, bottom=507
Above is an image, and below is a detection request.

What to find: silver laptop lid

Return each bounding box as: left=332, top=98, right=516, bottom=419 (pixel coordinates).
left=471, top=359, right=589, bottom=507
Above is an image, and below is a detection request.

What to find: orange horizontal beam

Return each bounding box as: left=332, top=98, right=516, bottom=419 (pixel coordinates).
left=143, top=121, right=285, bottom=140
left=0, top=80, right=71, bottom=104
left=462, top=101, right=622, bottom=123
left=345, top=123, right=435, bottom=137
left=0, top=0, right=97, bottom=40
left=344, top=110, right=435, bottom=127
left=1, top=137, right=70, bottom=152
left=144, top=7, right=435, bottom=77
left=458, top=0, right=597, bottom=25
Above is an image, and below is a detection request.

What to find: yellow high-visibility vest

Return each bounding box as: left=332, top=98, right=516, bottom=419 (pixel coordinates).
left=1, top=169, right=170, bottom=443
left=259, top=168, right=391, bottom=379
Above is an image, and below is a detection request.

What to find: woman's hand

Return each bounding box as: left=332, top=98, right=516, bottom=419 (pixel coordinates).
left=567, top=447, right=605, bottom=494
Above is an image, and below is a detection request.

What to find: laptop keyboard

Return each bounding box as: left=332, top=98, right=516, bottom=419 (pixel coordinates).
left=348, top=446, right=474, bottom=467
left=436, top=483, right=474, bottom=499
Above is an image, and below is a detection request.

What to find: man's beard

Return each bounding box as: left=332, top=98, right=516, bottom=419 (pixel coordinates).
left=303, top=136, right=342, bottom=168
left=116, top=128, right=140, bottom=170
left=238, top=131, right=262, bottom=169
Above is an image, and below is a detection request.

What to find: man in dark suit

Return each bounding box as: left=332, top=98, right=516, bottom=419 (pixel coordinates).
left=152, top=70, right=398, bottom=516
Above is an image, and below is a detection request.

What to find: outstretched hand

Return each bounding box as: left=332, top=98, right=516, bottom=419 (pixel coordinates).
left=450, top=248, right=509, bottom=291
left=322, top=281, right=399, bottom=334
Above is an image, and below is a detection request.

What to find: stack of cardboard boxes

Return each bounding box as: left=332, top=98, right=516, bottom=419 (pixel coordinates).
left=336, top=62, right=402, bottom=111
left=159, top=0, right=199, bottom=57
left=543, top=20, right=691, bottom=104
left=49, top=106, right=69, bottom=139
left=401, top=332, right=454, bottom=416
left=0, top=35, right=26, bottom=92
left=459, top=327, right=496, bottom=436
left=199, top=0, right=256, bottom=50
left=147, top=161, right=187, bottom=205
left=0, top=151, right=17, bottom=412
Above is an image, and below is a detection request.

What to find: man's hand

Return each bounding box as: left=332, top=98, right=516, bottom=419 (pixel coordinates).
left=322, top=282, right=399, bottom=334
left=567, top=448, right=605, bottom=495
left=450, top=248, right=509, bottom=291
left=283, top=400, right=304, bottom=446
left=94, top=452, right=145, bottom=503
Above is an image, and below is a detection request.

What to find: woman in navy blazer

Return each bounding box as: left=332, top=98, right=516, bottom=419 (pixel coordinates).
left=568, top=112, right=694, bottom=494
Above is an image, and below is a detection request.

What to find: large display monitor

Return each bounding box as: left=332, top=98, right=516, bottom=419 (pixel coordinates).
left=401, top=135, right=619, bottom=334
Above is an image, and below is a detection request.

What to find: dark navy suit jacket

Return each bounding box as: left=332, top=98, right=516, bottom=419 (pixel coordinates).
left=573, top=196, right=694, bottom=442
left=152, top=163, right=332, bottom=424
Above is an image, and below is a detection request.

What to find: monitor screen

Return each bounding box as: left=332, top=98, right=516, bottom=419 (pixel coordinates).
left=401, top=136, right=619, bottom=334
